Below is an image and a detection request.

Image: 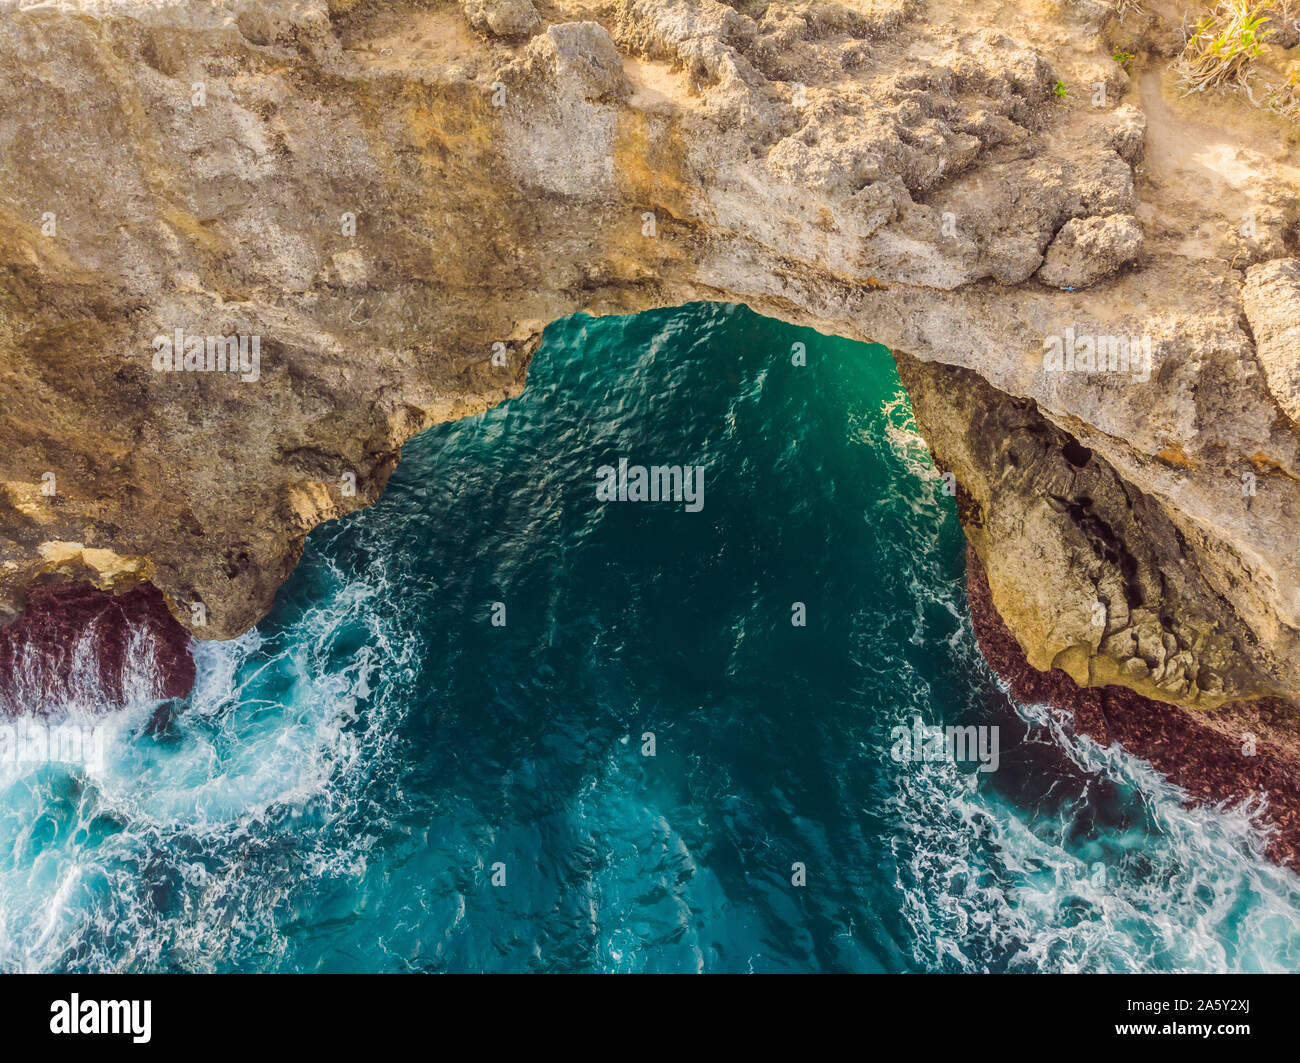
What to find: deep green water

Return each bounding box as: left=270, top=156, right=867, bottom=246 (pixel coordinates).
left=3, top=302, right=1300, bottom=972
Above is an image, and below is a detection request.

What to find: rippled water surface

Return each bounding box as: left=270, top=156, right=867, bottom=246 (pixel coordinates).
left=3, top=303, right=1299, bottom=972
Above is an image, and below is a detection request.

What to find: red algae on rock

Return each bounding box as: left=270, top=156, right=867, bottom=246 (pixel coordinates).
left=967, top=544, right=1300, bottom=871
left=0, top=583, right=195, bottom=716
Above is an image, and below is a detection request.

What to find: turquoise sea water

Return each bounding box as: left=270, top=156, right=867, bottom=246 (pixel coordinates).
left=3, top=302, right=1300, bottom=973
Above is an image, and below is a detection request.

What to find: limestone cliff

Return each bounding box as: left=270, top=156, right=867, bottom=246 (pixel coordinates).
left=1, top=0, right=1298, bottom=728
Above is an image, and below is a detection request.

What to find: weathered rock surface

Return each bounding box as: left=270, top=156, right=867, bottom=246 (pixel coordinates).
left=1036, top=213, right=1143, bottom=288
left=0, top=0, right=1297, bottom=742
left=460, top=0, right=540, bottom=41
left=1243, top=258, right=1300, bottom=428
left=898, top=347, right=1296, bottom=714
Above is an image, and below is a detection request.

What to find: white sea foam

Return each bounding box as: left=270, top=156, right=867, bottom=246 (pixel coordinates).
left=889, top=696, right=1300, bottom=972
left=3, top=314, right=1298, bottom=974
left=0, top=554, right=418, bottom=972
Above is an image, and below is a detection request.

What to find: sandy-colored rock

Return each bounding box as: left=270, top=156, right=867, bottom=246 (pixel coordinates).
left=897, top=352, right=1264, bottom=708
left=1037, top=213, right=1143, bottom=288
left=0, top=0, right=1296, bottom=730
left=1102, top=102, right=1146, bottom=165
left=460, top=0, right=540, bottom=41
left=1243, top=258, right=1300, bottom=428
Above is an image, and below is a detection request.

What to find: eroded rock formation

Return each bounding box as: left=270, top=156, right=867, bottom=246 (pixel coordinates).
left=0, top=1, right=1297, bottom=740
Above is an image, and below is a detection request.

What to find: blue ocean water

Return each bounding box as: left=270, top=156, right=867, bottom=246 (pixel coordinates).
left=3, top=302, right=1300, bottom=973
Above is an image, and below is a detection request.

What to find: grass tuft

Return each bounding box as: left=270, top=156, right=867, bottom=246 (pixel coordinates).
left=1175, top=1, right=1273, bottom=95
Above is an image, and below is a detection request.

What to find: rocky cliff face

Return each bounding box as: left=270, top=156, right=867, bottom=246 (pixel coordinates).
left=1, top=1, right=1298, bottom=730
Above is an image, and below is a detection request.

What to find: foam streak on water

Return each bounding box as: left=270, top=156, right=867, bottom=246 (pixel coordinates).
left=1, top=303, right=1297, bottom=973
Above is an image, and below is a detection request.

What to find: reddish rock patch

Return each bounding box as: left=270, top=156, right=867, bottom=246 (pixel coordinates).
left=0, top=582, right=195, bottom=715
left=966, top=543, right=1300, bottom=871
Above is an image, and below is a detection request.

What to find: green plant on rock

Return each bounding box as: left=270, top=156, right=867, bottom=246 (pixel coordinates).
left=1175, top=1, right=1273, bottom=94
